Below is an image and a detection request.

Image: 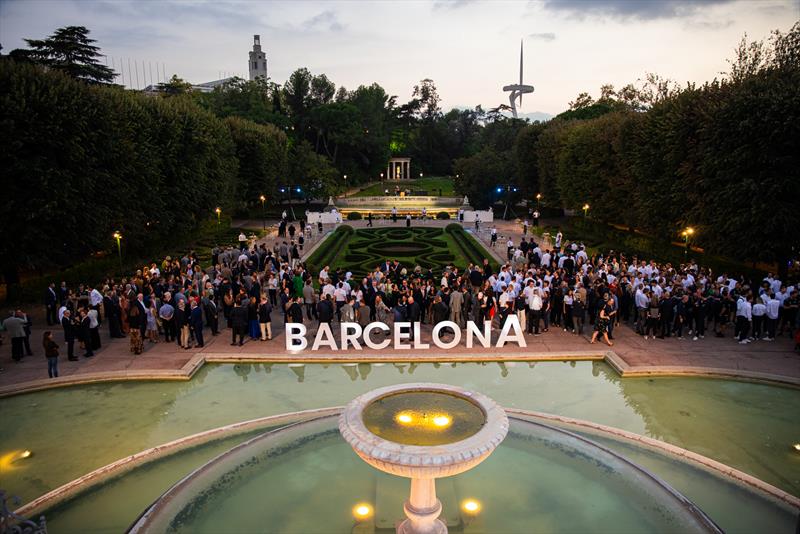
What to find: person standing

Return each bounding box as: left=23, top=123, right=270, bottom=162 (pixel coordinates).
left=146, top=301, right=159, bottom=343
left=159, top=296, right=176, bottom=343
left=79, top=308, right=94, bottom=357
left=230, top=299, right=248, bottom=346
left=736, top=295, right=753, bottom=344
left=175, top=300, right=190, bottom=349
left=127, top=304, right=144, bottom=355
left=406, top=214, right=411, bottom=227
left=43, top=331, right=59, bottom=378
left=190, top=300, right=205, bottom=348
left=258, top=295, right=273, bottom=341
left=45, top=283, right=58, bottom=325
left=391, top=207, right=398, bottom=223
left=3, top=312, right=26, bottom=362
left=87, top=307, right=101, bottom=352
left=449, top=287, right=463, bottom=328
left=61, top=309, right=78, bottom=361
left=532, top=210, right=540, bottom=227
left=367, top=212, right=373, bottom=227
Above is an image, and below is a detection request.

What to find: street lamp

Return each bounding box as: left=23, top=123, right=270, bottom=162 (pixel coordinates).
left=582, top=203, right=590, bottom=218
left=112, top=231, right=122, bottom=269
left=215, top=207, right=221, bottom=225
left=681, top=227, right=695, bottom=253
left=536, top=193, right=542, bottom=210
left=259, top=195, right=266, bottom=230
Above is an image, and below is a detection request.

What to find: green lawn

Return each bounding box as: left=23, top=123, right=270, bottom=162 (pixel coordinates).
left=352, top=177, right=456, bottom=197
left=307, top=225, right=496, bottom=278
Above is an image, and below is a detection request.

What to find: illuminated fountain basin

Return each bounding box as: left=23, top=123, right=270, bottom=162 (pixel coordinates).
left=128, top=411, right=724, bottom=533
left=339, top=384, right=508, bottom=533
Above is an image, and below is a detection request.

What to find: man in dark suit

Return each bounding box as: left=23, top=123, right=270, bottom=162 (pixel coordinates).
left=407, top=296, right=421, bottom=339
left=230, top=299, right=248, bottom=346
left=62, top=309, right=78, bottom=360
left=45, top=283, right=58, bottom=325
left=190, top=300, right=205, bottom=348
left=80, top=309, right=94, bottom=357
left=317, top=295, right=334, bottom=326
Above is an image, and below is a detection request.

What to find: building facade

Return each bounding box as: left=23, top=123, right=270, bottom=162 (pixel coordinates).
left=249, top=35, right=268, bottom=81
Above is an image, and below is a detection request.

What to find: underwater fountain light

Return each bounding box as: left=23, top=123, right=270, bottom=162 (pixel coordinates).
left=462, top=499, right=480, bottom=514
left=353, top=503, right=373, bottom=520
left=793, top=443, right=800, bottom=452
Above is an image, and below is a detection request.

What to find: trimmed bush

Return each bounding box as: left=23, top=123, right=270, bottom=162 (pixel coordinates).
left=436, top=212, right=450, bottom=220
left=347, top=211, right=362, bottom=220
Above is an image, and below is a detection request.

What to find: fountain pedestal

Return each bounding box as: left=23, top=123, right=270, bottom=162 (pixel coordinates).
left=400, top=478, right=446, bottom=534
left=339, top=383, right=509, bottom=534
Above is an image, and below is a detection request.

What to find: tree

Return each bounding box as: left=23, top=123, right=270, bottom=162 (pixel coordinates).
left=11, top=26, right=115, bottom=83
left=411, top=78, right=441, bottom=121
left=158, top=74, right=192, bottom=96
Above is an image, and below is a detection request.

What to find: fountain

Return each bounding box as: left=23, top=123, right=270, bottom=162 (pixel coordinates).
left=338, top=383, right=508, bottom=534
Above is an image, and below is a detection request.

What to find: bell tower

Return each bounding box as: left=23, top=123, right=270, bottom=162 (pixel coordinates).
left=248, top=35, right=268, bottom=81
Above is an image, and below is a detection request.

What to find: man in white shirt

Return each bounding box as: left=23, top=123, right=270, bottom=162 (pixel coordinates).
left=527, top=288, right=543, bottom=335
left=765, top=295, right=780, bottom=340
left=319, top=266, right=330, bottom=284
left=735, top=295, right=753, bottom=343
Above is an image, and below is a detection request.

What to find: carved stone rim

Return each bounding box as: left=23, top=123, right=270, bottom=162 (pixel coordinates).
left=338, top=383, right=509, bottom=467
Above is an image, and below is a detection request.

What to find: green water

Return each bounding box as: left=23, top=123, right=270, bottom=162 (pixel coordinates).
left=362, top=390, right=486, bottom=445
left=136, top=417, right=718, bottom=534
left=0, top=361, right=798, bottom=510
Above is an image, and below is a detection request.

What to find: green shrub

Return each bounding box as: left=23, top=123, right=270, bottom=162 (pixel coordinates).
left=436, top=212, right=450, bottom=220
left=347, top=212, right=362, bottom=220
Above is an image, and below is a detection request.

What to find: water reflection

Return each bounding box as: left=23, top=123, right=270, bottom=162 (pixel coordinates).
left=233, top=364, right=252, bottom=382
left=289, top=364, right=305, bottom=383
left=358, top=363, right=371, bottom=381
left=342, top=364, right=358, bottom=381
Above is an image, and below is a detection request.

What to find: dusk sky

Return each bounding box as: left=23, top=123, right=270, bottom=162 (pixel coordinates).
left=1, top=0, right=797, bottom=115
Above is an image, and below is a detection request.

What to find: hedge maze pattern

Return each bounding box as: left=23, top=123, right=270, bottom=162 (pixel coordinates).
left=308, top=225, right=493, bottom=277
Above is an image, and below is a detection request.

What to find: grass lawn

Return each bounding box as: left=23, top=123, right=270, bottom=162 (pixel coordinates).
left=307, top=225, right=496, bottom=279
left=352, top=177, right=456, bottom=197
left=4, top=219, right=255, bottom=304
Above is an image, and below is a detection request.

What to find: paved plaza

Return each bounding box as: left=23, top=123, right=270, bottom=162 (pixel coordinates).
left=1, top=219, right=798, bottom=395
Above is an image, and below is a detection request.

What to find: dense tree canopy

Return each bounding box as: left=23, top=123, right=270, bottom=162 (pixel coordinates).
left=512, top=22, right=800, bottom=269
left=2, top=21, right=798, bottom=288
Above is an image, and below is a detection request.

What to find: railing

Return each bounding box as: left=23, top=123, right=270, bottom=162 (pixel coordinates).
left=336, top=196, right=462, bottom=207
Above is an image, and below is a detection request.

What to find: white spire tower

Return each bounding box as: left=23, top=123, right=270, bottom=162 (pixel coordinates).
left=249, top=35, right=268, bottom=81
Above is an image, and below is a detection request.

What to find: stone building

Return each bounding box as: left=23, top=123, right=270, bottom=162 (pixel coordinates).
left=249, top=35, right=268, bottom=81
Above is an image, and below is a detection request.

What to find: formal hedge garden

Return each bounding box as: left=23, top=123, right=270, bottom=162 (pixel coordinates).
left=306, top=225, right=496, bottom=278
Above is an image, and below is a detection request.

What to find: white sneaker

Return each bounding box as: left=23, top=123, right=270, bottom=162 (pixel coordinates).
left=643, top=335, right=648, bottom=340
left=699, top=335, right=705, bottom=339
left=739, top=340, right=748, bottom=345
left=693, top=336, right=698, bottom=341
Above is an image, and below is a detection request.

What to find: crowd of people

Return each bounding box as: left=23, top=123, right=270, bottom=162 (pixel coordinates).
left=3, top=219, right=799, bottom=379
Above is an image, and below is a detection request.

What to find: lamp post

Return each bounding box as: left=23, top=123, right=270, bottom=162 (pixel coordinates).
left=112, top=231, right=122, bottom=269
left=215, top=207, right=221, bottom=225
left=682, top=227, right=695, bottom=254
left=259, top=195, right=266, bottom=230
left=582, top=203, right=590, bottom=218
left=536, top=193, right=542, bottom=210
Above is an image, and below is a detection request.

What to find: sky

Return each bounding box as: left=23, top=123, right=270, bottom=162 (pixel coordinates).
left=1, top=0, right=797, bottom=115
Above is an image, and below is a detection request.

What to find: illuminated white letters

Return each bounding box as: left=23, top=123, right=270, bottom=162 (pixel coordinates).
left=285, top=323, right=308, bottom=351
left=286, top=320, right=526, bottom=351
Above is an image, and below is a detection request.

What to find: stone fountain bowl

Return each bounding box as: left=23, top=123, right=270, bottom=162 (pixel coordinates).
left=338, top=383, right=509, bottom=479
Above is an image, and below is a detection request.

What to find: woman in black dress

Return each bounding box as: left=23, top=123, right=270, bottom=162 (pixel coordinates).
left=590, top=294, right=614, bottom=346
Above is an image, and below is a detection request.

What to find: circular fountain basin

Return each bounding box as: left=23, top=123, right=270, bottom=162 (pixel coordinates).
left=340, top=383, right=509, bottom=480
left=129, top=414, right=721, bottom=533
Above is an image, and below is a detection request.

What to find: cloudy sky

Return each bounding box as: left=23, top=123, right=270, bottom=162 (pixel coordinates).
left=1, top=0, right=796, bottom=115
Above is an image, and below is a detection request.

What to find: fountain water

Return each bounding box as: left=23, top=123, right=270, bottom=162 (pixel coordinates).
left=339, top=383, right=508, bottom=534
